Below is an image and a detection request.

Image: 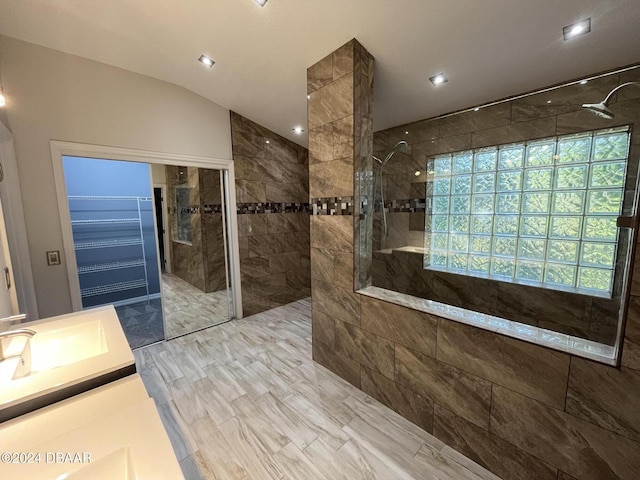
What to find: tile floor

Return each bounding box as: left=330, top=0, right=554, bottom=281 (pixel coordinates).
left=162, top=273, right=231, bottom=339
left=135, top=298, right=502, bottom=480
left=115, top=274, right=231, bottom=349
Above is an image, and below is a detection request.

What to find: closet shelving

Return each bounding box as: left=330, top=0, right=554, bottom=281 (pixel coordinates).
left=68, top=195, right=154, bottom=308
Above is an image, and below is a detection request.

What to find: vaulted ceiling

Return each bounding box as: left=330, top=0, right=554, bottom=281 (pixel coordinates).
left=1, top=0, right=639, bottom=147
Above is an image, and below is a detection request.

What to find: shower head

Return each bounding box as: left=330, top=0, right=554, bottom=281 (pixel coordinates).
left=375, top=141, right=409, bottom=166
left=581, top=81, right=640, bottom=119
left=581, top=102, right=615, bottom=119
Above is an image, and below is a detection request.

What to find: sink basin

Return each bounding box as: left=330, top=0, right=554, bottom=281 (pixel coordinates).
left=0, top=375, right=184, bottom=479
left=65, top=446, right=136, bottom=480
left=0, top=306, right=134, bottom=422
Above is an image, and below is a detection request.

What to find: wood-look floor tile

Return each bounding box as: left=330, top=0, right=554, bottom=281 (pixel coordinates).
left=169, top=377, right=209, bottom=425
left=203, top=364, right=246, bottom=402
left=218, top=417, right=284, bottom=480
left=258, top=392, right=319, bottom=450
left=190, top=417, right=251, bottom=480
left=193, top=377, right=235, bottom=426
left=139, top=298, right=508, bottom=480
left=231, top=395, right=291, bottom=454
left=281, top=391, right=350, bottom=451
left=273, top=442, right=330, bottom=480
left=344, top=394, right=427, bottom=456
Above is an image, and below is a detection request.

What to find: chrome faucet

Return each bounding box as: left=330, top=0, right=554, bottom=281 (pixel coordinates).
left=0, top=328, right=35, bottom=361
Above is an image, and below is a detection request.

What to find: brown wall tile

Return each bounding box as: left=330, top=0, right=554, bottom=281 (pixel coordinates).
left=361, top=366, right=434, bottom=433
left=312, top=337, right=360, bottom=388
left=335, top=320, right=394, bottom=379
left=312, top=278, right=360, bottom=326
left=567, top=357, right=640, bottom=442
left=310, top=215, right=353, bottom=252
left=434, top=405, right=557, bottom=480
left=490, top=386, right=640, bottom=480
left=309, top=157, right=354, bottom=198
left=470, top=116, right=557, bottom=148
left=308, top=73, right=354, bottom=130
left=395, top=345, right=492, bottom=429
left=622, top=296, right=640, bottom=370
left=437, top=319, right=570, bottom=409
left=312, top=310, right=335, bottom=348
left=361, top=296, right=437, bottom=358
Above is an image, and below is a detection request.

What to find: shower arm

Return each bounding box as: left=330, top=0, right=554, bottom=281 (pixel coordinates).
left=600, top=82, right=640, bottom=105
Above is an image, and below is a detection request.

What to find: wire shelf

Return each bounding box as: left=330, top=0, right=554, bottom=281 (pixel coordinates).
left=81, top=279, right=148, bottom=297
left=74, top=238, right=143, bottom=249
left=78, top=259, right=146, bottom=274
left=71, top=218, right=141, bottom=225
left=68, top=196, right=153, bottom=201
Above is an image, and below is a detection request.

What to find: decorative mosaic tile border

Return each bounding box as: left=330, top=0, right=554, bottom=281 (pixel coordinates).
left=177, top=204, right=223, bottom=214
left=237, top=202, right=310, bottom=214
left=311, top=197, right=354, bottom=216
left=367, top=198, right=427, bottom=213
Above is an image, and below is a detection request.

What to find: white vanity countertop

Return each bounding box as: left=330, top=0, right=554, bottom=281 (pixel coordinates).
left=0, top=305, right=134, bottom=412
left=0, top=374, right=184, bottom=479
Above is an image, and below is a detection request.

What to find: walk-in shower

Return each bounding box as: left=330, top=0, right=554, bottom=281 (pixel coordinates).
left=373, top=140, right=408, bottom=240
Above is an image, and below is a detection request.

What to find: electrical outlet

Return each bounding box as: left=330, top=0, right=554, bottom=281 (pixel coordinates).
left=46, top=250, right=61, bottom=266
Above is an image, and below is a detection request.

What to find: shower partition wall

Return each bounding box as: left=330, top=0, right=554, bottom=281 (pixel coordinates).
left=357, top=65, right=640, bottom=364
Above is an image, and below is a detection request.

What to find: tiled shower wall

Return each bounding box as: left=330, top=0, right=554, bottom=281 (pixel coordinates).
left=230, top=112, right=311, bottom=316
left=309, top=41, right=640, bottom=480
left=369, top=70, right=640, bottom=345
left=167, top=166, right=226, bottom=293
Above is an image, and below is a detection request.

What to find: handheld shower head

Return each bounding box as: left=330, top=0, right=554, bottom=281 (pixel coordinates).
left=582, top=81, right=640, bottom=119
left=380, top=141, right=409, bottom=166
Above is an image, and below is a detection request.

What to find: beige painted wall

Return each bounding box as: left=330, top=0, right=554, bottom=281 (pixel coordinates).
left=0, top=35, right=232, bottom=318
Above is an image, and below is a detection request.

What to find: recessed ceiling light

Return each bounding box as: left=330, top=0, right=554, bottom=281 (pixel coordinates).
left=405, top=131, right=409, bottom=135
left=429, top=73, right=448, bottom=86
left=414, top=171, right=421, bottom=177
left=255, top=0, right=268, bottom=5
left=546, top=100, right=552, bottom=104
left=563, top=18, right=591, bottom=40
left=198, top=54, right=215, bottom=68
left=293, top=127, right=304, bottom=134
left=307, top=95, right=311, bottom=100
left=580, top=80, right=588, bottom=85
left=265, top=140, right=270, bottom=144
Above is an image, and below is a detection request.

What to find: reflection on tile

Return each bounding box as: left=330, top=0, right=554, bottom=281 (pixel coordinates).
left=622, top=296, right=640, bottom=370
left=335, top=320, right=394, bottom=379
left=395, top=344, right=492, bottom=429
left=310, top=215, right=353, bottom=252
left=470, top=116, right=556, bottom=149
left=312, top=278, right=360, bottom=326
left=361, top=366, right=434, bottom=433
left=357, top=286, right=616, bottom=364
left=361, top=296, right=437, bottom=357
left=490, top=386, right=640, bottom=480
left=434, top=405, right=557, bottom=480
left=567, top=357, right=640, bottom=442
left=437, top=319, right=570, bottom=409
left=308, top=73, right=354, bottom=130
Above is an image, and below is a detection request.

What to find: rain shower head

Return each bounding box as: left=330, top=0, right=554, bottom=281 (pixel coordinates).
left=375, top=141, right=409, bottom=166
left=582, top=81, right=640, bottom=119
left=581, top=102, right=615, bottom=119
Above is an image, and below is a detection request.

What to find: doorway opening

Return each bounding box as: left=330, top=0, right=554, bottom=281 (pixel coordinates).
left=51, top=142, right=242, bottom=349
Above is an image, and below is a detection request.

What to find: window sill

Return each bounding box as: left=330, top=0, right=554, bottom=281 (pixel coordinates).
left=356, top=285, right=617, bottom=365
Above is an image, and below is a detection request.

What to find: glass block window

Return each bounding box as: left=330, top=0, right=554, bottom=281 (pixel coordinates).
left=424, top=127, right=631, bottom=296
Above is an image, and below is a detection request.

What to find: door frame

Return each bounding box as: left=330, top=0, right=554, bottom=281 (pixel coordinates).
left=0, top=121, right=38, bottom=321
left=153, top=184, right=171, bottom=274
left=50, top=140, right=243, bottom=319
